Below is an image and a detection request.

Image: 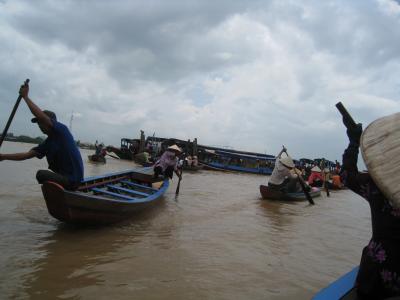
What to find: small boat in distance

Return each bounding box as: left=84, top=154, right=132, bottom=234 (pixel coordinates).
left=260, top=185, right=321, bottom=201
left=88, top=154, right=106, bottom=164
left=312, top=266, right=359, bottom=300
left=41, top=168, right=169, bottom=225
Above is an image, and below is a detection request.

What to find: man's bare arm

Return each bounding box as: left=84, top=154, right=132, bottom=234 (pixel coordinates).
left=0, top=150, right=37, bottom=161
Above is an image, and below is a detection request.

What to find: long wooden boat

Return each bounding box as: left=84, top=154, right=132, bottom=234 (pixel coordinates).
left=41, top=168, right=169, bottom=225
left=312, top=266, right=359, bottom=300
left=260, top=185, right=321, bottom=201
left=202, top=161, right=273, bottom=175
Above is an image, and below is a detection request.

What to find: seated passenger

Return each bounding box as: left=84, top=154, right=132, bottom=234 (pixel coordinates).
left=308, top=166, right=324, bottom=187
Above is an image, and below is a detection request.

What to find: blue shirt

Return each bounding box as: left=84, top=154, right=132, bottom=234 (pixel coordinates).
left=32, top=120, right=84, bottom=184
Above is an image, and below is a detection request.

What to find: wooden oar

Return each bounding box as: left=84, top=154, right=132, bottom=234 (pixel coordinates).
left=0, top=79, right=30, bottom=149
left=336, top=102, right=357, bottom=129
left=296, top=170, right=315, bottom=205
left=321, top=160, right=330, bottom=197
left=106, top=153, right=120, bottom=159
left=283, top=149, right=315, bottom=205
left=175, top=165, right=183, bottom=195
left=324, top=174, right=330, bottom=197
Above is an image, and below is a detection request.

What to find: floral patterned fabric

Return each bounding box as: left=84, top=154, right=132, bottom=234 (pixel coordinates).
left=341, top=142, right=400, bottom=299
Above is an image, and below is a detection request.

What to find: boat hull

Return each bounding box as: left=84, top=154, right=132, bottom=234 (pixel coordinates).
left=312, top=266, right=359, bottom=300
left=259, top=185, right=321, bottom=201
left=41, top=168, right=169, bottom=225
left=201, top=161, right=273, bottom=175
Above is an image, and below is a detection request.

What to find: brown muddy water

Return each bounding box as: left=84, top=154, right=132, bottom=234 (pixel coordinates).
left=0, top=141, right=370, bottom=300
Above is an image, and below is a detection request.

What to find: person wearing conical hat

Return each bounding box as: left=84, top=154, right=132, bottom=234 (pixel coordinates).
left=340, top=112, right=400, bottom=299
left=268, top=147, right=302, bottom=193
left=153, top=144, right=182, bottom=180
left=307, top=165, right=324, bottom=187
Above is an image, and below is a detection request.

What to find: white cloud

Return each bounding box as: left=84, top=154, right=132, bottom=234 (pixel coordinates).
left=0, top=0, right=399, bottom=162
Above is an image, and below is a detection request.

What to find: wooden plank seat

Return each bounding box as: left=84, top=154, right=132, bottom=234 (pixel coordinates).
left=91, top=188, right=137, bottom=201
left=120, top=180, right=158, bottom=192
left=106, top=185, right=151, bottom=197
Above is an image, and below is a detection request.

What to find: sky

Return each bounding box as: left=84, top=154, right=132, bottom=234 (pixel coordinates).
left=0, top=0, right=399, bottom=162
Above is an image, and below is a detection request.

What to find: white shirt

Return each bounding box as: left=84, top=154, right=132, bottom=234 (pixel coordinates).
left=268, top=158, right=292, bottom=185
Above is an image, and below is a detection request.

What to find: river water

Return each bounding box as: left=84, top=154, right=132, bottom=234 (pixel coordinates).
left=0, top=141, right=371, bottom=300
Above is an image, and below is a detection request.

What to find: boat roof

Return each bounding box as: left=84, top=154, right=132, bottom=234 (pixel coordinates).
left=212, top=149, right=275, bottom=161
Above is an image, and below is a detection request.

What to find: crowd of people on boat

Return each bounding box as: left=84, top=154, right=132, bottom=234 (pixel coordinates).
left=0, top=81, right=399, bottom=299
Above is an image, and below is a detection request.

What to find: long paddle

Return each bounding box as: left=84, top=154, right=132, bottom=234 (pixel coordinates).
left=0, top=79, right=30, bottom=149
left=175, top=165, right=183, bottom=195
left=324, top=172, right=330, bottom=197
left=321, top=160, right=330, bottom=197
left=335, top=102, right=357, bottom=129
left=283, top=148, right=315, bottom=205
left=106, top=153, right=120, bottom=159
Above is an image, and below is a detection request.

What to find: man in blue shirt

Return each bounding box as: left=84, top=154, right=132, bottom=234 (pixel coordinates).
left=0, top=84, right=83, bottom=190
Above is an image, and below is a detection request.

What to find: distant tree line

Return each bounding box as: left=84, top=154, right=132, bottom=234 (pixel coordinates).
left=2, top=133, right=97, bottom=149
left=2, top=132, right=45, bottom=144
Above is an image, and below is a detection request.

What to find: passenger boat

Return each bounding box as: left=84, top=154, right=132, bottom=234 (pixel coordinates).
left=88, top=154, right=106, bottom=164
left=41, top=168, right=169, bottom=225
left=259, top=185, right=321, bottom=201
left=312, top=266, right=359, bottom=300
left=200, top=150, right=274, bottom=175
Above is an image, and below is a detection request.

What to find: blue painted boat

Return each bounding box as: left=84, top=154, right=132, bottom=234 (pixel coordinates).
left=41, top=168, right=169, bottom=225
left=200, top=150, right=274, bottom=175
left=312, top=266, right=359, bottom=300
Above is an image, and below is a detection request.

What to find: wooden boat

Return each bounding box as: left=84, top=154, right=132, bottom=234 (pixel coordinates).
left=41, top=168, right=169, bottom=225
left=312, top=266, right=359, bottom=300
left=88, top=154, right=106, bottom=164
left=107, top=143, right=153, bottom=166
left=259, top=185, right=321, bottom=201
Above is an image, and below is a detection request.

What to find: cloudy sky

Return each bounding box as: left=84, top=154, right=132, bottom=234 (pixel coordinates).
left=1, top=0, right=399, bottom=162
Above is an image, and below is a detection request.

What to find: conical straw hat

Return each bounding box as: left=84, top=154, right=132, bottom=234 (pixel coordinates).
left=311, top=166, right=321, bottom=172
left=167, top=144, right=182, bottom=153
left=280, top=155, right=295, bottom=168
left=361, top=112, right=400, bottom=208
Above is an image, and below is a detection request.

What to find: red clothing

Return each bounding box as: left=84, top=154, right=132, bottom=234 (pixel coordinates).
left=308, top=171, right=323, bottom=185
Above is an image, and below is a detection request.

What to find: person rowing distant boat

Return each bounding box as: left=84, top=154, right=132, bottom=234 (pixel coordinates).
left=267, top=147, right=303, bottom=193
left=0, top=83, right=83, bottom=190
left=339, top=108, right=400, bottom=299
left=153, top=144, right=182, bottom=180
left=308, top=166, right=324, bottom=187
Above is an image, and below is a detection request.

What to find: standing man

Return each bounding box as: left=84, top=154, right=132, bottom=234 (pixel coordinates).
left=0, top=84, right=83, bottom=190
left=153, top=144, right=182, bottom=180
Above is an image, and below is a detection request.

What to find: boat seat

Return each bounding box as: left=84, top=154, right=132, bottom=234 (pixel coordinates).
left=120, top=180, right=158, bottom=192
left=91, top=188, right=137, bottom=201
left=106, top=184, right=150, bottom=197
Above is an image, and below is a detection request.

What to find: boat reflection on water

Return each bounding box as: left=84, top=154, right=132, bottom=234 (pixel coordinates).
left=20, top=203, right=168, bottom=299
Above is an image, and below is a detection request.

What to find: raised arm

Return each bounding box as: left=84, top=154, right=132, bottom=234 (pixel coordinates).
left=19, top=85, right=53, bottom=131
left=276, top=145, right=287, bottom=159
left=0, top=150, right=37, bottom=161
left=341, top=122, right=363, bottom=194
